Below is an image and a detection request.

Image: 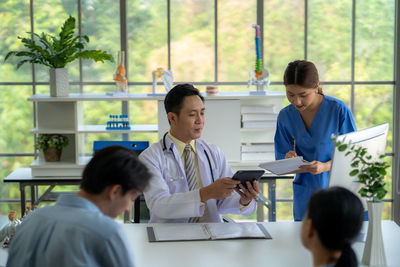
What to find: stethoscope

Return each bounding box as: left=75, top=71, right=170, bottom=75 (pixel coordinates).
left=162, top=132, right=215, bottom=183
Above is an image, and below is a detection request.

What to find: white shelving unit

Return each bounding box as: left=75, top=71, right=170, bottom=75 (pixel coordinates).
left=28, top=91, right=285, bottom=176
left=28, top=93, right=163, bottom=176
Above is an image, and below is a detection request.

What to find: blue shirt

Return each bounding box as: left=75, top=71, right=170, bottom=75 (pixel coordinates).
left=6, top=194, right=134, bottom=267
left=274, top=95, right=356, bottom=221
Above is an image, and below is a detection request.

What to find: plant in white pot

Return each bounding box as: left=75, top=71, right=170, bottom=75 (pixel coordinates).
left=4, top=15, right=113, bottom=97
left=336, top=140, right=390, bottom=266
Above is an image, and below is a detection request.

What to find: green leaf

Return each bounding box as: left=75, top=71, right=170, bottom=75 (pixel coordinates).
left=358, top=188, right=367, bottom=197
left=351, top=160, right=359, bottom=168
left=349, top=169, right=359, bottom=176
left=338, top=144, right=347, bottom=151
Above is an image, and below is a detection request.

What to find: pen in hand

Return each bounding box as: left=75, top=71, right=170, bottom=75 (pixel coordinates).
left=292, top=136, right=296, bottom=152
left=285, top=136, right=298, bottom=159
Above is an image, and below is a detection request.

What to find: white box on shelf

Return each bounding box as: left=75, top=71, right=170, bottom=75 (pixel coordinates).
left=242, top=113, right=277, bottom=121
left=242, top=121, right=277, bottom=128
left=241, top=152, right=275, bottom=161
left=241, top=105, right=277, bottom=114
left=241, top=144, right=274, bottom=153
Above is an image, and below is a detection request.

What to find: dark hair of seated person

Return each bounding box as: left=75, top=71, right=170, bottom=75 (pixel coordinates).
left=80, top=145, right=151, bottom=195
left=164, top=83, right=204, bottom=116
left=305, top=186, right=364, bottom=267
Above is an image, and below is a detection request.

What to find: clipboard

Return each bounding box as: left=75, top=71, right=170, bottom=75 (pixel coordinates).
left=258, top=156, right=310, bottom=175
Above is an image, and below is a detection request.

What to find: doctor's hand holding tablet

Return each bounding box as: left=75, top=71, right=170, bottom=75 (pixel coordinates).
left=200, top=176, right=260, bottom=206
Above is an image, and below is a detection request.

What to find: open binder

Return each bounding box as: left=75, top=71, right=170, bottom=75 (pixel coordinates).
left=147, top=222, right=272, bottom=242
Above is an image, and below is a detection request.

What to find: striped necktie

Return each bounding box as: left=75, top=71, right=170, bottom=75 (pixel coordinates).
left=184, top=144, right=200, bottom=223
left=184, top=144, right=198, bottom=191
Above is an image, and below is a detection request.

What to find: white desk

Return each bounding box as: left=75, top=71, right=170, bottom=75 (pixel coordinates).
left=1, top=221, right=399, bottom=267
left=122, top=221, right=400, bottom=267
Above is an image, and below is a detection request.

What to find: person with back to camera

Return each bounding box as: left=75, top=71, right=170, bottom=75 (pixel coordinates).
left=139, top=83, right=260, bottom=223
left=301, top=186, right=364, bottom=267
left=7, top=145, right=151, bottom=267
left=274, top=60, right=357, bottom=221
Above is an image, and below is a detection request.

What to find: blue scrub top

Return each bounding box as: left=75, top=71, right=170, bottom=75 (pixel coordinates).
left=274, top=95, right=356, bottom=221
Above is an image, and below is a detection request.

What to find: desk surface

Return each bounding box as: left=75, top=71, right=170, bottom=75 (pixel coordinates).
left=1, top=221, right=399, bottom=267
left=3, top=168, right=292, bottom=182
left=122, top=221, right=400, bottom=267
left=3, top=168, right=81, bottom=182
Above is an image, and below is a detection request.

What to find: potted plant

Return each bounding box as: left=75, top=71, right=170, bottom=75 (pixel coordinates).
left=4, top=15, right=113, bottom=97
left=336, top=139, right=390, bottom=266
left=36, top=134, right=69, bottom=162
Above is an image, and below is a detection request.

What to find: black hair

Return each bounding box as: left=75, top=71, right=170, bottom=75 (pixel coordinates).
left=284, top=60, right=323, bottom=94
left=306, top=186, right=364, bottom=267
left=80, top=145, right=151, bottom=195
left=164, top=83, right=204, bottom=115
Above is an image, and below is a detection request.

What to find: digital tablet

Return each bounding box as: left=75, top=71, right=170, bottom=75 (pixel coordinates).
left=232, top=170, right=265, bottom=189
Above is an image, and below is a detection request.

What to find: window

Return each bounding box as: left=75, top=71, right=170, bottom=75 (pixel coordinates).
left=0, top=0, right=397, bottom=220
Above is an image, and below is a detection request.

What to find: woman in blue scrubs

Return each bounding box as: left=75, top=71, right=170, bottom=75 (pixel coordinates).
left=274, top=60, right=356, bottom=221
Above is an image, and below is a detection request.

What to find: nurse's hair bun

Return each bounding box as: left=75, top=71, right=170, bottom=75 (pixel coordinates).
left=284, top=60, right=323, bottom=94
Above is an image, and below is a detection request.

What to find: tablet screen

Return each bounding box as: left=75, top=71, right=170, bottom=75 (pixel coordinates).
left=232, top=170, right=264, bottom=189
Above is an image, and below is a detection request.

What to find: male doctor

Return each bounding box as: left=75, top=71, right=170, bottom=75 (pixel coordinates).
left=139, top=83, right=260, bottom=223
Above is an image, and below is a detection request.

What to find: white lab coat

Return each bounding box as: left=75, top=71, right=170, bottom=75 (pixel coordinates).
left=139, top=135, right=256, bottom=223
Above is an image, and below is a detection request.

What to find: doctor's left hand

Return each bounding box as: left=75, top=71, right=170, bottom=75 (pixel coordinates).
left=235, top=180, right=260, bottom=206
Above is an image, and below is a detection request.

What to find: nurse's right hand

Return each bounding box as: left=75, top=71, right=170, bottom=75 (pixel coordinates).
left=200, top=178, right=240, bottom=202
left=285, top=150, right=298, bottom=158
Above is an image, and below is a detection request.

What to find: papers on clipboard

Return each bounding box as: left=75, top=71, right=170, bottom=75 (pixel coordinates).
left=147, top=223, right=272, bottom=242
left=258, top=156, right=310, bottom=175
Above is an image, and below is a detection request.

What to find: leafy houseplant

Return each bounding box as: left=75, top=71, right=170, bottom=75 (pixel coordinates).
left=5, top=15, right=113, bottom=96
left=36, top=134, right=69, bottom=162
left=335, top=139, right=390, bottom=266
left=335, top=140, right=389, bottom=202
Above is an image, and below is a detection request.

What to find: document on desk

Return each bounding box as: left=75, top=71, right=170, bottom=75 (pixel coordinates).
left=147, top=222, right=271, bottom=242
left=258, top=156, right=310, bottom=175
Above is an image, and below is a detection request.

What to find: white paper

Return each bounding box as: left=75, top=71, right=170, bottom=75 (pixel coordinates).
left=152, top=224, right=209, bottom=241
left=207, top=223, right=265, bottom=239
left=258, top=156, right=310, bottom=175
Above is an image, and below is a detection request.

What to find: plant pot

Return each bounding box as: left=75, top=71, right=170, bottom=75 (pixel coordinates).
left=362, top=201, right=387, bottom=266
left=49, top=68, right=69, bottom=97
left=43, top=147, right=62, bottom=162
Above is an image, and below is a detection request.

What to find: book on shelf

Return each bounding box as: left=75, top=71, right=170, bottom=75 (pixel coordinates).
left=242, top=121, right=276, bottom=128
left=147, top=222, right=271, bottom=242
left=241, top=144, right=274, bottom=153
left=241, top=152, right=275, bottom=161
left=241, top=105, right=276, bottom=114
left=242, top=113, right=277, bottom=121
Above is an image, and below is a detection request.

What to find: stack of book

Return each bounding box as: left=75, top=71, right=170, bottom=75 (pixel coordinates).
left=241, top=143, right=275, bottom=161
left=241, top=105, right=278, bottom=129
